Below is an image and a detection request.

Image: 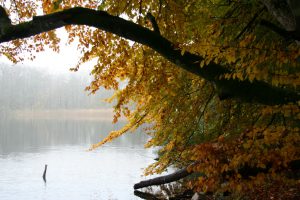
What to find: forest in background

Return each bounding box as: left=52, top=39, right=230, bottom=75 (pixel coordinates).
left=0, top=63, right=112, bottom=111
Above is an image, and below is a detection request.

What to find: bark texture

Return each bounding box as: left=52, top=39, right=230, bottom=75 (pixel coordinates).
left=260, top=0, right=297, bottom=31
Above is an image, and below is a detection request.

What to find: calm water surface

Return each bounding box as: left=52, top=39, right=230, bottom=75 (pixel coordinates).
left=0, top=115, right=155, bottom=199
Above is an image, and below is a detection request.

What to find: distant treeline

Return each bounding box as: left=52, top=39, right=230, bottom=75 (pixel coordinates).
left=0, top=63, right=113, bottom=110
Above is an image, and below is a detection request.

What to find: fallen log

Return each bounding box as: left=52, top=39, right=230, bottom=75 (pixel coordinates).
left=134, top=159, right=300, bottom=189
left=134, top=167, right=192, bottom=189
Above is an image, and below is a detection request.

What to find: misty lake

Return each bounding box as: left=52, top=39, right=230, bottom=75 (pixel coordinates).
left=0, top=111, right=155, bottom=200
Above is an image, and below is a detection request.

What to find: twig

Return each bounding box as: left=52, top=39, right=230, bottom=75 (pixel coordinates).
left=235, top=6, right=265, bottom=40
left=146, top=12, right=160, bottom=35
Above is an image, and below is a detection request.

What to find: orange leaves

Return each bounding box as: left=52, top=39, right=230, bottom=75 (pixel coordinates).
left=1, top=0, right=298, bottom=198
left=263, top=128, right=282, bottom=145
left=42, top=0, right=55, bottom=14
left=225, top=48, right=237, bottom=64
left=184, top=118, right=299, bottom=194
left=242, top=139, right=253, bottom=149
left=262, top=104, right=300, bottom=117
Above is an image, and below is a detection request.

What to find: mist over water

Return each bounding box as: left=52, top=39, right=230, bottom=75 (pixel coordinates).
left=0, top=113, right=154, bottom=200
left=0, top=116, right=142, bottom=155
left=0, top=63, right=154, bottom=199
left=0, top=63, right=112, bottom=111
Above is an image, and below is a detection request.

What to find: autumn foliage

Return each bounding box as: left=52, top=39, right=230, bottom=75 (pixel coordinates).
left=1, top=0, right=299, bottom=198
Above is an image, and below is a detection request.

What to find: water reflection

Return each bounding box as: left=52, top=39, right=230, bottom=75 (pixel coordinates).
left=0, top=115, right=147, bottom=155
left=0, top=113, right=154, bottom=199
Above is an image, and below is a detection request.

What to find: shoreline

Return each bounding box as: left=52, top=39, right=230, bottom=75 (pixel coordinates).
left=9, top=109, right=126, bottom=121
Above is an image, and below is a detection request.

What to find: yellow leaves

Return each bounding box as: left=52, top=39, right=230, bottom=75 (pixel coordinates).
left=222, top=73, right=231, bottom=80
left=164, top=141, right=175, bottom=151
left=89, top=118, right=138, bottom=150
left=180, top=47, right=186, bottom=56
left=221, top=164, right=229, bottom=173
left=257, top=162, right=266, bottom=169
left=253, top=173, right=266, bottom=185
left=235, top=72, right=244, bottom=80
left=268, top=71, right=300, bottom=88
left=230, top=155, right=243, bottom=169
left=243, top=140, right=253, bottom=149
left=200, top=60, right=205, bottom=68
left=225, top=49, right=236, bottom=64
left=2, top=52, right=18, bottom=63
left=262, top=104, right=300, bottom=118
left=52, top=0, right=63, bottom=11
left=263, top=128, right=282, bottom=145
left=42, top=0, right=54, bottom=14
left=261, top=106, right=273, bottom=116
left=4, top=0, right=296, bottom=197
left=113, top=111, right=121, bottom=123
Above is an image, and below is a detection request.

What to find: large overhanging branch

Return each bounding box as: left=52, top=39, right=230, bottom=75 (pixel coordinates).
left=0, top=7, right=299, bottom=105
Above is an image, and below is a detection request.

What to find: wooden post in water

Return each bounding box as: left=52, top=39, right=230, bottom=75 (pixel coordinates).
left=43, top=164, right=47, bottom=182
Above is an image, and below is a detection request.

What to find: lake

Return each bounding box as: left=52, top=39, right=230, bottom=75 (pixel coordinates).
left=0, top=112, right=155, bottom=199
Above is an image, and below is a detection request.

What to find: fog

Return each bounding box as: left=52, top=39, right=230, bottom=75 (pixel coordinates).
left=0, top=62, right=153, bottom=200
left=0, top=62, right=112, bottom=111
left=0, top=40, right=153, bottom=199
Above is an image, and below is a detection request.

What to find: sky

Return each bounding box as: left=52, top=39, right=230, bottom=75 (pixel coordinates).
left=0, top=28, right=95, bottom=76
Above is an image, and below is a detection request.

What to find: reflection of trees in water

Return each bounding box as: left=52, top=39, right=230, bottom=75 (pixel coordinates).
left=0, top=63, right=112, bottom=110
left=0, top=118, right=148, bottom=155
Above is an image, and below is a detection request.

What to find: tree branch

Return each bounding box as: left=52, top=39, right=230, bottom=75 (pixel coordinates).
left=235, top=6, right=265, bottom=40
left=0, top=7, right=299, bottom=105
left=133, top=159, right=300, bottom=190
left=133, top=167, right=192, bottom=189
left=145, top=12, right=160, bottom=34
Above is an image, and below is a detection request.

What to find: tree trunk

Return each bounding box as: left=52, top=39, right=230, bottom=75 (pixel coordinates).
left=260, top=0, right=297, bottom=31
